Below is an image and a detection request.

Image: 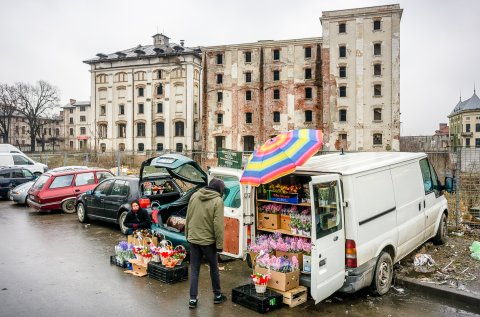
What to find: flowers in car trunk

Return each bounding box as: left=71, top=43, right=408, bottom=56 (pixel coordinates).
left=259, top=203, right=282, bottom=214
left=256, top=253, right=299, bottom=273
left=248, top=234, right=273, bottom=254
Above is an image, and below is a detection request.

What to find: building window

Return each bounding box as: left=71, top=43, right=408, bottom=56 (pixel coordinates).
left=137, top=122, right=145, bottom=137
left=70, top=141, right=74, bottom=148
left=55, top=128, right=59, bottom=136
left=339, top=109, right=347, bottom=122
left=305, top=68, right=312, bottom=79
left=138, top=87, right=144, bottom=97
left=466, top=138, right=471, bottom=147
left=119, top=105, right=125, bottom=115
left=99, top=124, right=107, bottom=138
left=69, top=128, right=74, bottom=136
left=80, top=127, right=86, bottom=135
left=273, top=70, right=280, bottom=81
left=339, top=66, right=346, bottom=78
left=216, top=54, right=223, bottom=65
left=339, top=133, right=347, bottom=141
left=217, top=91, right=223, bottom=102
left=80, top=116, right=86, bottom=122
left=69, top=109, right=73, bottom=114
left=245, top=112, right=252, bottom=124
left=373, top=20, right=381, bottom=30
left=465, top=123, right=471, bottom=132
left=157, top=84, right=163, bottom=95
left=215, top=136, right=225, bottom=152
left=305, top=87, right=313, bottom=99
left=245, top=51, right=252, bottom=63
left=373, top=133, right=382, bottom=145
left=245, top=72, right=252, bottom=83
left=69, top=118, right=74, bottom=124
left=175, top=122, right=184, bottom=137
left=243, top=135, right=255, bottom=152
left=305, top=110, right=313, bottom=122
left=157, top=103, right=163, bottom=113
left=339, top=23, right=346, bottom=33
left=304, top=47, right=312, bottom=59
left=138, top=103, right=144, bottom=114
left=176, top=143, right=183, bottom=152
left=339, top=46, right=346, bottom=58
left=339, top=86, right=346, bottom=97
left=156, top=122, right=164, bottom=136
left=273, top=89, right=280, bottom=100
left=246, top=90, right=252, bottom=101
left=476, top=123, right=480, bottom=132
left=217, top=113, right=223, bottom=125
left=374, top=108, right=382, bottom=121
left=216, top=74, right=223, bottom=84
left=374, top=84, right=382, bottom=96
left=100, top=143, right=106, bottom=152
left=100, top=105, right=106, bottom=115
left=157, top=70, right=162, bottom=79
left=273, top=49, right=280, bottom=60
left=476, top=138, right=480, bottom=148
left=374, top=64, right=382, bottom=76
left=374, top=43, right=381, bottom=56
left=138, top=143, right=144, bottom=152
left=273, top=111, right=280, bottom=123
left=80, top=106, right=86, bottom=112
left=156, top=143, right=163, bottom=151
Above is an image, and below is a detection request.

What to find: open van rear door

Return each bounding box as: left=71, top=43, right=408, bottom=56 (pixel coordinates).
left=209, top=168, right=245, bottom=259
left=309, top=174, right=346, bottom=304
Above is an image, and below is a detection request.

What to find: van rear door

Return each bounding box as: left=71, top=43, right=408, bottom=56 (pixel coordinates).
left=309, top=174, right=346, bottom=304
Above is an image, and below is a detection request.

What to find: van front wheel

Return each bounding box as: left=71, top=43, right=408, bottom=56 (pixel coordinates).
left=370, top=252, right=393, bottom=296
left=432, top=213, right=448, bottom=245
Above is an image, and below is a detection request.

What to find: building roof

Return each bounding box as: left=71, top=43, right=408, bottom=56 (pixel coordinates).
left=83, top=40, right=201, bottom=64
left=62, top=100, right=90, bottom=108
left=449, top=91, right=480, bottom=117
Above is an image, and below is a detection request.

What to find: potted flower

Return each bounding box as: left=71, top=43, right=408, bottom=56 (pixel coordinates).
left=258, top=203, right=281, bottom=230
left=255, top=253, right=300, bottom=292
left=251, top=272, right=271, bottom=293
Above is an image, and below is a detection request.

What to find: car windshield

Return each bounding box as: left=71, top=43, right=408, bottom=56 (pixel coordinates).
left=32, top=175, right=49, bottom=190
left=142, top=166, right=169, bottom=178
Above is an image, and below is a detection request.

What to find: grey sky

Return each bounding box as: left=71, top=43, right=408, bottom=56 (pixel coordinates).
left=1, top=0, right=479, bottom=136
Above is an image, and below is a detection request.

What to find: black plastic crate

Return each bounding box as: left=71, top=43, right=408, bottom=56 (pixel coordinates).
left=232, top=284, right=283, bottom=314
left=147, top=261, right=188, bottom=284
left=110, top=255, right=131, bottom=269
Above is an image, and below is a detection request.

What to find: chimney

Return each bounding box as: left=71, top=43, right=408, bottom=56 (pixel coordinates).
left=180, top=40, right=185, bottom=47
left=439, top=123, right=447, bottom=130
left=69, top=99, right=76, bottom=105
left=153, top=33, right=170, bottom=47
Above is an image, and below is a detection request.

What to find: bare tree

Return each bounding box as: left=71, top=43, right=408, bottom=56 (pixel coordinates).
left=0, top=84, right=18, bottom=143
left=15, top=81, right=60, bottom=152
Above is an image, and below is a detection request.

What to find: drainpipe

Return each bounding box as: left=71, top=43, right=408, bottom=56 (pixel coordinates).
left=132, top=68, right=135, bottom=152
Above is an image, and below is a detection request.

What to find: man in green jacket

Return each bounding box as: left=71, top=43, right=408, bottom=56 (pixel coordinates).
left=185, top=178, right=226, bottom=309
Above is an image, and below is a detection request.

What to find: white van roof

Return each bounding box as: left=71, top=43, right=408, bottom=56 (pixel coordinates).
left=297, top=152, right=426, bottom=175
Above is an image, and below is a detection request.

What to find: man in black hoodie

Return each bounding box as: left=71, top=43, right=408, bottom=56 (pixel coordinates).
left=185, top=178, right=226, bottom=309
left=123, top=200, right=151, bottom=235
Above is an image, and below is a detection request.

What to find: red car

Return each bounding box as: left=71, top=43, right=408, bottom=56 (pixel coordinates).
left=27, top=168, right=114, bottom=213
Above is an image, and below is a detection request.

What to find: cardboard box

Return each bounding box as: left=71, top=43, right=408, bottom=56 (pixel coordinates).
left=127, top=235, right=158, bottom=247
left=280, top=215, right=291, bottom=231
left=258, top=213, right=281, bottom=230
left=255, top=266, right=300, bottom=292
left=268, top=191, right=299, bottom=204
left=126, top=259, right=148, bottom=277
left=275, top=251, right=303, bottom=271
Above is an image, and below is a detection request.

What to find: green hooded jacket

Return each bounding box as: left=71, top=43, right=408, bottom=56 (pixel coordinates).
left=185, top=188, right=224, bottom=249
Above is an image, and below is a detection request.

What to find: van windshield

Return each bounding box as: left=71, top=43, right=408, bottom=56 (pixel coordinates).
left=32, top=175, right=49, bottom=190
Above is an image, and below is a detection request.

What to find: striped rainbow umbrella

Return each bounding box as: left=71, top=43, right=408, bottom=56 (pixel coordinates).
left=240, top=129, right=323, bottom=186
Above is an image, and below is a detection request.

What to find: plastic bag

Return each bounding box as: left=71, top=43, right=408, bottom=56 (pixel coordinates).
left=470, top=241, right=480, bottom=261
left=414, top=253, right=435, bottom=267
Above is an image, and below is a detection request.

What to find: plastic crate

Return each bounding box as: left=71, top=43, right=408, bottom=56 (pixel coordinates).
left=232, top=284, right=283, bottom=314
left=147, top=261, right=188, bottom=284
left=110, top=255, right=131, bottom=269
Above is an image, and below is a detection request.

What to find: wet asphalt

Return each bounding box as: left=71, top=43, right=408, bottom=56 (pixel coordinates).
left=0, top=200, right=477, bottom=317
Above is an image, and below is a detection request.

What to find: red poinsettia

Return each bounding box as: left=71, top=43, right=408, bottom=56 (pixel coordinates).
left=251, top=272, right=271, bottom=285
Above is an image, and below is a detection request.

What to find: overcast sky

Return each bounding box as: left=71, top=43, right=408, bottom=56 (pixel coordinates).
left=1, top=0, right=479, bottom=136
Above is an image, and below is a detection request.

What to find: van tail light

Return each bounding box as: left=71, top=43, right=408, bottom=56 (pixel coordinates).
left=138, top=197, right=151, bottom=209
left=345, top=239, right=358, bottom=268
left=246, top=225, right=252, bottom=246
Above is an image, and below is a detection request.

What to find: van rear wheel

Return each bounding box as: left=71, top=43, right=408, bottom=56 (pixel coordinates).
left=370, top=251, right=393, bottom=296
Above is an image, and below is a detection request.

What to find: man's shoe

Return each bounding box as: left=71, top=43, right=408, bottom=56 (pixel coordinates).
left=214, top=294, right=227, bottom=304
left=189, top=299, right=198, bottom=309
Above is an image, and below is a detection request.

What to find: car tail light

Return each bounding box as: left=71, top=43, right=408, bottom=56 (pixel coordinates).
left=246, top=224, right=252, bottom=246
left=345, top=239, right=357, bottom=268
left=138, top=197, right=151, bottom=209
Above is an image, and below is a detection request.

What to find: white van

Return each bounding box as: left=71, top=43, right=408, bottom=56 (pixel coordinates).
left=0, top=153, right=48, bottom=176
left=0, top=144, right=26, bottom=155
left=209, top=152, right=449, bottom=303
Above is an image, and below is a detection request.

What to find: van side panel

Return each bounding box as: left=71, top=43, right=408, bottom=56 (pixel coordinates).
left=353, top=170, right=397, bottom=266
left=391, top=163, right=425, bottom=260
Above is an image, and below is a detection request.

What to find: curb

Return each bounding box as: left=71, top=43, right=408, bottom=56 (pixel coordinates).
left=395, top=275, right=480, bottom=314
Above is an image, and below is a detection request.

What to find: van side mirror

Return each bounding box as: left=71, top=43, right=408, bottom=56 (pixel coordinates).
left=444, top=177, right=455, bottom=193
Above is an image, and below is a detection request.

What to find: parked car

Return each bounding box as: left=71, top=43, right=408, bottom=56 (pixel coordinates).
left=27, top=168, right=114, bottom=213
left=76, top=176, right=150, bottom=234
left=0, top=144, right=26, bottom=155
left=0, top=167, right=36, bottom=199
left=0, top=152, right=48, bottom=176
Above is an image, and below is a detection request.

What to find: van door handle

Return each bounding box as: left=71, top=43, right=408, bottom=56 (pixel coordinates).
left=319, top=259, right=327, bottom=267
left=419, top=203, right=421, bottom=211
left=423, top=201, right=426, bottom=208
left=333, top=236, right=338, bottom=241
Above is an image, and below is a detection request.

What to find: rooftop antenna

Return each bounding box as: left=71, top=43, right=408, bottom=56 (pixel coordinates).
left=475, top=81, right=476, bottom=94
left=460, top=89, right=462, bottom=101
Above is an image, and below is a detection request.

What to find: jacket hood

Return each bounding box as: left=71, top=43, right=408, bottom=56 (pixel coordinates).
left=197, top=187, right=221, bottom=201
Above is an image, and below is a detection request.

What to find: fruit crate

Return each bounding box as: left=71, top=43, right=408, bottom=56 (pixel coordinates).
left=232, top=284, right=283, bottom=314
left=110, top=255, right=131, bottom=269
left=147, top=261, right=188, bottom=284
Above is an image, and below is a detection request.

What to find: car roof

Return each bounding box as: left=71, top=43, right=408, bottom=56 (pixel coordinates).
left=44, top=168, right=112, bottom=177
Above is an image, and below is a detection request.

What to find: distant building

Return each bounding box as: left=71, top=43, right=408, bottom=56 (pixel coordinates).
left=400, top=123, right=449, bottom=152
left=62, top=99, right=94, bottom=151
left=448, top=90, right=480, bottom=149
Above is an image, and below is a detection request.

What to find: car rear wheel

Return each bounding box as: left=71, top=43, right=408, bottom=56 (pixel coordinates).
left=77, top=203, right=88, bottom=223
left=118, top=210, right=128, bottom=234
left=62, top=199, right=76, bottom=214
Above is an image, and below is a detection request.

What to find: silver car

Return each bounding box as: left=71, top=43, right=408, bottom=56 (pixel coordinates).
left=9, top=181, right=34, bottom=205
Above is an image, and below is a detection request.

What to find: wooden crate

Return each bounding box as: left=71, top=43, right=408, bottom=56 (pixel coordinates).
left=275, top=286, right=308, bottom=308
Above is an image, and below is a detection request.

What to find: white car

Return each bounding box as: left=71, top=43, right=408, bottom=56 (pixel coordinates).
left=0, top=153, right=47, bottom=176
